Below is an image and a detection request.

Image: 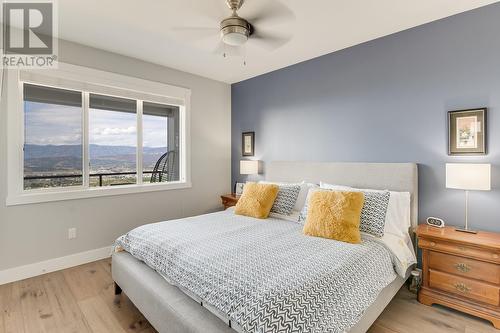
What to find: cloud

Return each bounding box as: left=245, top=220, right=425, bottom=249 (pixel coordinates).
left=31, top=134, right=82, bottom=145
left=24, top=102, right=170, bottom=148
left=93, top=126, right=136, bottom=136
left=90, top=109, right=137, bottom=146
left=25, top=102, right=82, bottom=145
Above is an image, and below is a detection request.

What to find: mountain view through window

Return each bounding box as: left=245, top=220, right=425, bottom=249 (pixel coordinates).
left=23, top=84, right=180, bottom=190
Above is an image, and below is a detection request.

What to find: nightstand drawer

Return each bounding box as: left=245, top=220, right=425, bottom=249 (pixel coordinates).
left=429, top=270, right=500, bottom=306
left=429, top=251, right=500, bottom=284
left=419, top=238, right=500, bottom=264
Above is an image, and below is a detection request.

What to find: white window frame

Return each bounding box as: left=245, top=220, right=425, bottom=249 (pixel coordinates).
left=6, top=63, right=191, bottom=206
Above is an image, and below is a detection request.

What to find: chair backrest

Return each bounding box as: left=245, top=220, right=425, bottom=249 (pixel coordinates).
left=150, top=150, right=178, bottom=183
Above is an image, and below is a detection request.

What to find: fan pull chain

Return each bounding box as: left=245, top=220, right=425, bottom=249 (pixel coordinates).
left=220, top=44, right=246, bottom=66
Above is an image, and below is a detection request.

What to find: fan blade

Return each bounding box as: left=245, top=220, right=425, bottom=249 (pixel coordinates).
left=170, top=27, right=219, bottom=41
left=182, top=0, right=227, bottom=24
left=251, top=30, right=291, bottom=51
left=246, top=0, right=295, bottom=27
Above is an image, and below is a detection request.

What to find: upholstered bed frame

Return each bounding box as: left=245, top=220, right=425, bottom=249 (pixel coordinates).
left=112, top=162, right=418, bottom=333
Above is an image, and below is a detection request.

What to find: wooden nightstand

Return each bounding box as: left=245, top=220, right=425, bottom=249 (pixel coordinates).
left=221, top=194, right=240, bottom=209
left=416, top=224, right=500, bottom=329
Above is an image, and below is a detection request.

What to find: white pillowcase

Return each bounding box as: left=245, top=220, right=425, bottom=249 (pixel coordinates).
left=295, top=182, right=318, bottom=212
left=384, top=191, right=411, bottom=238
left=319, top=182, right=411, bottom=238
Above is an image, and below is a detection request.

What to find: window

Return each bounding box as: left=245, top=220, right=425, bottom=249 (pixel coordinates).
left=8, top=64, right=190, bottom=205
left=23, top=86, right=183, bottom=190
left=23, top=84, right=83, bottom=190
left=89, top=94, right=138, bottom=187
left=143, top=102, right=180, bottom=183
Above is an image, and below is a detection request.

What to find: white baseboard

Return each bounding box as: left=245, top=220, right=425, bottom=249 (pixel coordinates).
left=0, top=246, right=112, bottom=285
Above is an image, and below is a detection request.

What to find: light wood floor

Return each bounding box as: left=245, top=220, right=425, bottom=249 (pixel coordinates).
left=0, top=259, right=497, bottom=333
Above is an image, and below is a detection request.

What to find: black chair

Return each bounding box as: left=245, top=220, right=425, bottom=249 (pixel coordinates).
left=150, top=150, right=178, bottom=183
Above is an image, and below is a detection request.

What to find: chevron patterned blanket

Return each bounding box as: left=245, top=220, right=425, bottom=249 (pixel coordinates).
left=116, top=210, right=397, bottom=333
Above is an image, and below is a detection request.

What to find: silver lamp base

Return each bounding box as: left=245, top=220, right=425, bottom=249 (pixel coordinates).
left=455, top=226, right=478, bottom=234
left=455, top=190, right=478, bottom=234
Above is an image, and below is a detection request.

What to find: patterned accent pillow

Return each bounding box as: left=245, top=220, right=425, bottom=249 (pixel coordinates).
left=271, top=184, right=301, bottom=216
left=358, top=191, right=390, bottom=237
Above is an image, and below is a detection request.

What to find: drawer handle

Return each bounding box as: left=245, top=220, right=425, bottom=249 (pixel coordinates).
left=493, top=254, right=499, bottom=259
left=454, top=282, right=471, bottom=293
left=457, top=246, right=467, bottom=252
left=454, top=263, right=471, bottom=273
left=430, top=242, right=436, bottom=247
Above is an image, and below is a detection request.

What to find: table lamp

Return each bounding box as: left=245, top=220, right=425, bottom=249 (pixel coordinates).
left=235, top=160, right=260, bottom=194
left=446, top=163, right=491, bottom=233
left=240, top=160, right=259, bottom=175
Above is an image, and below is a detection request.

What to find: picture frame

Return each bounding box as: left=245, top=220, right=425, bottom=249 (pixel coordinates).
left=448, top=108, right=487, bottom=155
left=242, top=131, right=255, bottom=156
left=235, top=182, right=245, bottom=195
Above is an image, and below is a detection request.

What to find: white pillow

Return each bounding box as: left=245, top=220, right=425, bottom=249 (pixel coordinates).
left=319, top=182, right=411, bottom=238
left=295, top=182, right=318, bottom=212
left=384, top=191, right=411, bottom=238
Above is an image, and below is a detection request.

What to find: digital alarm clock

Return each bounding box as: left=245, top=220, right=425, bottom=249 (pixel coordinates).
left=426, top=217, right=445, bottom=228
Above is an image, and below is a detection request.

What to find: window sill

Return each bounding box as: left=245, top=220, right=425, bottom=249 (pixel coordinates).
left=5, top=181, right=192, bottom=206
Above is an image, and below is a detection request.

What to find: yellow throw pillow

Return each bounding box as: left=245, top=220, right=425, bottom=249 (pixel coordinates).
left=235, top=182, right=279, bottom=219
left=303, top=190, right=365, bottom=244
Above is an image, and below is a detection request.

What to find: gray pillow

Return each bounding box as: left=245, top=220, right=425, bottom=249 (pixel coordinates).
left=358, top=190, right=390, bottom=237
left=271, top=184, right=301, bottom=216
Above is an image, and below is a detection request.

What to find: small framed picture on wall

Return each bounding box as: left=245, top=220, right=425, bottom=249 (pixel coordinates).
left=242, top=131, right=255, bottom=156
left=448, top=108, right=487, bottom=155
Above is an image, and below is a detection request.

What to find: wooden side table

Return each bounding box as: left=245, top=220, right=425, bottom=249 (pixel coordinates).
left=416, top=224, right=500, bottom=329
left=221, top=194, right=240, bottom=210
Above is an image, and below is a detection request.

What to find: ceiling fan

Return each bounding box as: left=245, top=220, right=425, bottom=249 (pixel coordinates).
left=221, top=0, right=255, bottom=46
left=172, top=0, right=295, bottom=54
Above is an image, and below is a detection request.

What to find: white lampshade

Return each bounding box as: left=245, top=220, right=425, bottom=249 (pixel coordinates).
left=240, top=160, right=259, bottom=175
left=446, top=163, right=491, bottom=191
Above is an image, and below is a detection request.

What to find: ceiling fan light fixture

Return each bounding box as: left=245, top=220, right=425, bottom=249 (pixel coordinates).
left=222, top=30, right=248, bottom=46
left=220, top=16, right=252, bottom=46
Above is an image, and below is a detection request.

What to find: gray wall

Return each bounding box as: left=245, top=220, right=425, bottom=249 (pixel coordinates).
left=232, top=4, right=500, bottom=232
left=0, top=40, right=231, bottom=271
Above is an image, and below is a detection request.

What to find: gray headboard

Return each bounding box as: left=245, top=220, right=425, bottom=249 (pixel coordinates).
left=266, top=161, right=419, bottom=229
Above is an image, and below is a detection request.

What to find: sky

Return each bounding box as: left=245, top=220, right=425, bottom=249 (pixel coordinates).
left=25, top=102, right=168, bottom=147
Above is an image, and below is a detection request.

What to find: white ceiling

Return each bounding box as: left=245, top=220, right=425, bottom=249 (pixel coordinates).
left=58, top=0, right=499, bottom=84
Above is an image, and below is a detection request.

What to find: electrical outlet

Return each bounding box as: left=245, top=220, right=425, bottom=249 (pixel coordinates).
left=68, top=228, right=77, bottom=240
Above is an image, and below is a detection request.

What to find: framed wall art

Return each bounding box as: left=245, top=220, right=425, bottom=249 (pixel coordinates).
left=242, top=131, right=255, bottom=156
left=448, top=108, right=487, bottom=155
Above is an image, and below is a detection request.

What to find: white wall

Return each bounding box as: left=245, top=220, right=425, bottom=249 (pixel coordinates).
left=0, top=40, right=231, bottom=272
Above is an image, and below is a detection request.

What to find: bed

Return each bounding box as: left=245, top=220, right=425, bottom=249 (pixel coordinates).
left=112, top=161, right=418, bottom=333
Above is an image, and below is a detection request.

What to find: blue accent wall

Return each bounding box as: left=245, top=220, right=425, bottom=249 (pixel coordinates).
left=231, top=4, right=500, bottom=232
